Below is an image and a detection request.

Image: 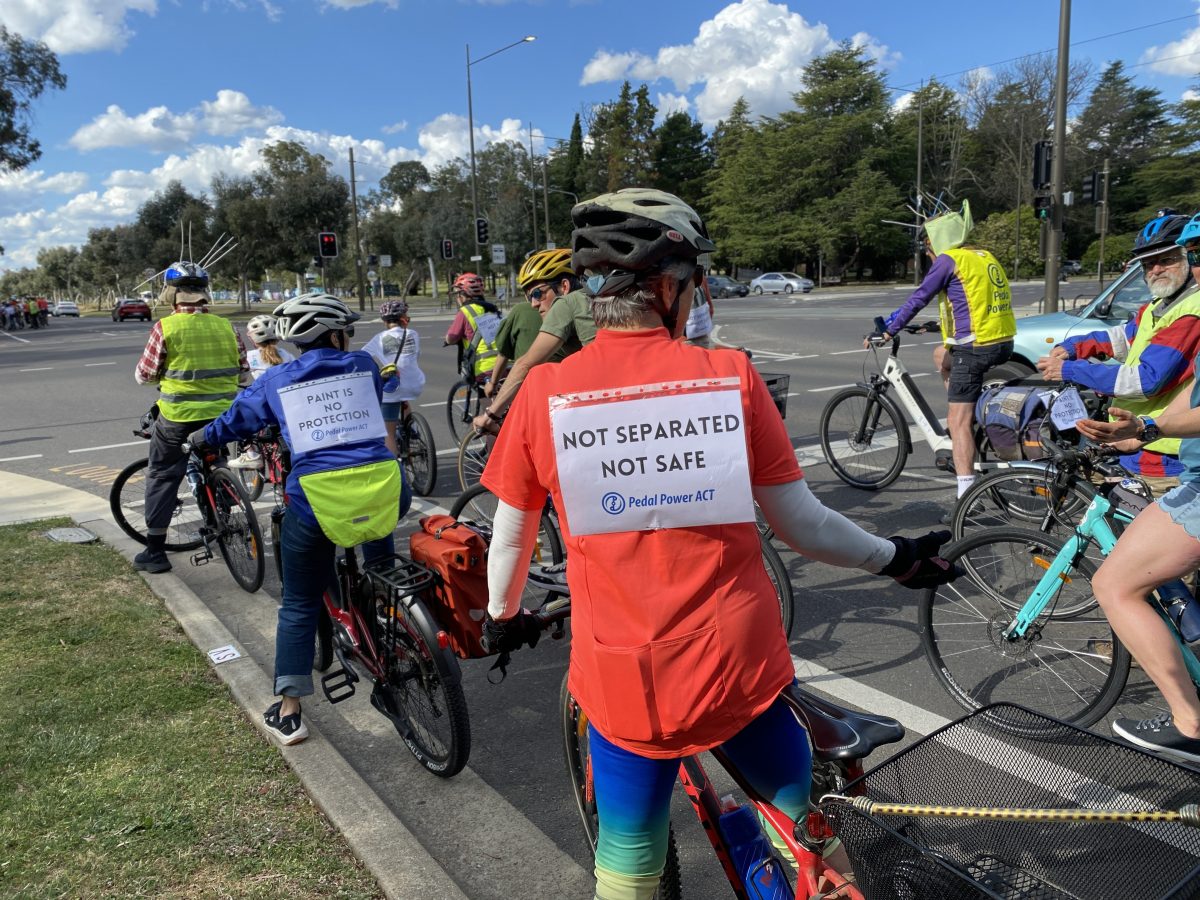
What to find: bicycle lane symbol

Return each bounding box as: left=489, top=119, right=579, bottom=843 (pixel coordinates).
left=601, top=492, right=626, bottom=515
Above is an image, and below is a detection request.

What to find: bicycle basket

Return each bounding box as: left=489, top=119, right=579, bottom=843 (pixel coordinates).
left=758, top=372, right=790, bottom=419
left=820, top=703, right=1200, bottom=900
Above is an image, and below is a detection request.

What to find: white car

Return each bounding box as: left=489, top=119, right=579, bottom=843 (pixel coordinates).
left=749, top=272, right=814, bottom=295
left=51, top=301, right=79, bottom=317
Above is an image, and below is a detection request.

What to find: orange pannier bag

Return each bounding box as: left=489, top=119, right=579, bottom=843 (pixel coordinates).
left=407, top=514, right=490, bottom=659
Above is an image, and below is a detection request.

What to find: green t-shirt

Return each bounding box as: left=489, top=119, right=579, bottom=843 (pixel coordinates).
left=538, top=289, right=594, bottom=355
left=494, top=302, right=544, bottom=361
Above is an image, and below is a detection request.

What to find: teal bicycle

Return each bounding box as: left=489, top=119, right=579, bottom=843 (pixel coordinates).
left=921, top=441, right=1200, bottom=727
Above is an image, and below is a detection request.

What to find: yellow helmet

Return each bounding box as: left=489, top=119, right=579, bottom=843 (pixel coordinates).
left=517, top=248, right=574, bottom=289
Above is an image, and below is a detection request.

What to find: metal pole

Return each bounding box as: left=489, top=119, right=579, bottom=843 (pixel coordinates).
left=1043, top=0, right=1071, bottom=313
left=529, top=122, right=538, bottom=252
left=348, top=147, right=367, bottom=312
left=541, top=158, right=551, bottom=247
left=1014, top=121, right=1023, bottom=281
left=1098, top=158, right=1110, bottom=289
left=466, top=43, right=481, bottom=275
left=914, top=86, right=923, bottom=287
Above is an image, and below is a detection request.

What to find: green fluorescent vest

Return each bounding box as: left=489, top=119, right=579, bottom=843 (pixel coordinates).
left=939, top=248, right=1017, bottom=346
left=462, top=303, right=500, bottom=376
left=1118, top=287, right=1200, bottom=455
left=157, top=312, right=241, bottom=422
left=299, top=459, right=402, bottom=547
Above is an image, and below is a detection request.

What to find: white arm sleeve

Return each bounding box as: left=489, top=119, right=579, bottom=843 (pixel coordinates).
left=754, top=479, right=895, bottom=573
left=486, top=499, right=542, bottom=620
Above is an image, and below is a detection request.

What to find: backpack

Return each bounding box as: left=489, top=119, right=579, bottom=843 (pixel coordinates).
left=975, top=385, right=1048, bottom=461
left=408, top=515, right=490, bottom=658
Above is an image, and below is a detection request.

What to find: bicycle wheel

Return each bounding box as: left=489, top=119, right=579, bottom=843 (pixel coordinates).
left=446, top=379, right=482, bottom=445
left=560, top=674, right=683, bottom=900
left=314, top=606, right=333, bottom=673
left=109, top=456, right=204, bottom=551
left=401, top=411, right=438, bottom=496
left=207, top=467, right=266, bottom=593
left=379, top=594, right=471, bottom=777
left=951, top=466, right=1097, bottom=540
left=269, top=506, right=284, bottom=586
left=760, top=536, right=795, bottom=639
left=920, top=528, right=1130, bottom=727
left=819, top=388, right=908, bottom=490
left=235, top=441, right=265, bottom=502
left=456, top=430, right=491, bottom=492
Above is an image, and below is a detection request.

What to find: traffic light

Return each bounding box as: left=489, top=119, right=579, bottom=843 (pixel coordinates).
left=475, top=217, right=489, bottom=246
left=318, top=232, right=338, bottom=258
left=1081, top=171, right=1101, bottom=205
left=367, top=254, right=379, bottom=267
left=1032, top=140, right=1053, bottom=191
left=311, top=255, right=323, bottom=269
left=440, top=238, right=454, bottom=260
left=1033, top=193, right=1052, bottom=221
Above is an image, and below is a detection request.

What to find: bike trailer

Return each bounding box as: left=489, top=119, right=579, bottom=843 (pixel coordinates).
left=821, top=703, right=1200, bottom=900
left=975, top=385, right=1047, bottom=461
left=408, top=514, right=490, bottom=659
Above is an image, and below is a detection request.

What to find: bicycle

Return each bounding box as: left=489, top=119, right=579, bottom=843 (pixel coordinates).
left=110, top=415, right=266, bottom=593
left=921, top=441, right=1200, bottom=727
left=456, top=428, right=491, bottom=492
left=233, top=426, right=288, bottom=503
left=818, top=318, right=1006, bottom=490
left=397, top=406, right=438, bottom=496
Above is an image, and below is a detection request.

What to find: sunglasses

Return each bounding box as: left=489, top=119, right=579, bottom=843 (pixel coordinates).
left=527, top=285, right=553, bottom=302
left=1186, top=246, right=1200, bottom=268
left=1147, top=253, right=1186, bottom=270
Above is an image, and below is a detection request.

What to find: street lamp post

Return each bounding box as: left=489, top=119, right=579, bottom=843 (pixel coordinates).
left=466, top=36, right=535, bottom=274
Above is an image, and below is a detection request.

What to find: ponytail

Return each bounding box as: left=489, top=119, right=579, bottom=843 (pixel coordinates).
left=259, top=340, right=284, bottom=367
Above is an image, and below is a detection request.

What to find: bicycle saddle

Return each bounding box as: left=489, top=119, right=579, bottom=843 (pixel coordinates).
left=780, top=682, right=904, bottom=761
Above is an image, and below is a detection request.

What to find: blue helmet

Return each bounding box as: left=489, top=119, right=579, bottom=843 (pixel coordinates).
left=1175, top=212, right=1200, bottom=249
left=1131, top=213, right=1189, bottom=262
left=164, top=261, right=209, bottom=289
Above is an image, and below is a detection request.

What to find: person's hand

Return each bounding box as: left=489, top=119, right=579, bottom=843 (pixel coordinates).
left=880, top=530, right=962, bottom=589
left=481, top=610, right=541, bottom=654
left=186, top=427, right=212, bottom=453
left=863, top=331, right=891, bottom=349
left=1036, top=355, right=1065, bottom=382
left=472, top=412, right=500, bottom=435
left=1075, top=406, right=1141, bottom=444
left=482, top=380, right=495, bottom=398
left=1048, top=346, right=1070, bottom=361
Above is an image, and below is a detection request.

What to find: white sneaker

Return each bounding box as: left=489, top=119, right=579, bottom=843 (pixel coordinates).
left=228, top=450, right=263, bottom=470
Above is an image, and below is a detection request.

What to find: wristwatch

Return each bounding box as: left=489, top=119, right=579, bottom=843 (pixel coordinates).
left=1137, top=416, right=1162, bottom=443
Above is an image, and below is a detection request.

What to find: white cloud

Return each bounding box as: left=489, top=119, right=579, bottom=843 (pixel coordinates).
left=0, top=168, right=88, bottom=198
left=69, top=91, right=284, bottom=151
left=656, top=92, right=691, bottom=119
left=850, top=31, right=901, bottom=69
left=892, top=92, right=914, bottom=113
left=0, top=0, right=156, bottom=54
left=1141, top=17, right=1200, bottom=76
left=1184, top=88, right=1200, bottom=102
left=578, top=0, right=892, bottom=125
left=382, top=120, right=409, bottom=134
left=415, top=113, right=543, bottom=170
left=322, top=0, right=397, bottom=7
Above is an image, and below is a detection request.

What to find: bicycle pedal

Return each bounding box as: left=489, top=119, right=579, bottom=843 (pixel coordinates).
left=321, top=666, right=358, bottom=704
left=190, top=549, right=213, bottom=566
left=934, top=450, right=955, bottom=473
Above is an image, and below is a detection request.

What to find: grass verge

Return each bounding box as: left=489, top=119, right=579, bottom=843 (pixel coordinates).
left=0, top=519, right=383, bottom=899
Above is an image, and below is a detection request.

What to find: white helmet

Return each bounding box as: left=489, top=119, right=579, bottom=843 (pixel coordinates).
left=246, top=314, right=279, bottom=343
left=273, top=292, right=360, bottom=344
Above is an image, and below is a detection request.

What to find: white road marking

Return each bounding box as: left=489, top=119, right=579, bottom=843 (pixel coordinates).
left=829, top=348, right=868, bottom=355
left=102, top=332, right=121, bottom=336
left=0, top=331, right=30, bottom=344
left=0, top=454, right=43, bottom=462
left=84, top=362, right=116, bottom=367
left=419, top=400, right=445, bottom=408
left=792, top=656, right=951, bottom=737
left=808, top=383, right=855, bottom=393
left=69, top=440, right=149, bottom=454
left=436, top=447, right=459, bottom=457
left=19, top=367, right=52, bottom=372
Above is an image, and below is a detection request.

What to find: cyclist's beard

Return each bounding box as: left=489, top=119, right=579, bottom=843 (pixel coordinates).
left=1147, top=266, right=1187, bottom=299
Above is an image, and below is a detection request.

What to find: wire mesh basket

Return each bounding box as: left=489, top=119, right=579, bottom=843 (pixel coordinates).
left=820, top=703, right=1200, bottom=900
left=759, top=372, right=790, bottom=419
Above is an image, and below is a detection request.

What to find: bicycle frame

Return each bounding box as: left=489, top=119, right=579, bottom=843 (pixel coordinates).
left=864, top=334, right=953, bottom=456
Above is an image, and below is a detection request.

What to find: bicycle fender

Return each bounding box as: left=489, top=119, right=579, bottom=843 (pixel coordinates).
left=401, top=592, right=465, bottom=687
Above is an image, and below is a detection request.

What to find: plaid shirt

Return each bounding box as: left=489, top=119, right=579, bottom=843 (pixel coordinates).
left=134, top=307, right=248, bottom=385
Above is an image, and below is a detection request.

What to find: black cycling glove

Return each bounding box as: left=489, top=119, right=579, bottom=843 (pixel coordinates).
left=482, top=611, right=542, bottom=655
left=186, top=427, right=212, bottom=452
left=880, top=530, right=961, bottom=589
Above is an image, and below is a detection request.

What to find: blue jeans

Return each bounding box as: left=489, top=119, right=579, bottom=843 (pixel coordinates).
left=275, top=512, right=395, bottom=697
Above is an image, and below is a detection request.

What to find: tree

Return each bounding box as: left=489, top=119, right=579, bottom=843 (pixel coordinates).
left=131, top=181, right=214, bottom=273
left=211, top=174, right=272, bottom=307
left=36, top=245, right=80, bottom=299
left=653, top=111, right=710, bottom=209
left=888, top=81, right=969, bottom=207
left=972, top=206, right=1043, bottom=279
left=379, top=160, right=430, bottom=202
left=0, top=27, right=66, bottom=172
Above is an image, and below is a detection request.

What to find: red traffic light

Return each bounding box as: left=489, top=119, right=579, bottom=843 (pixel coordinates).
left=440, top=238, right=454, bottom=260
left=318, top=232, right=338, bottom=258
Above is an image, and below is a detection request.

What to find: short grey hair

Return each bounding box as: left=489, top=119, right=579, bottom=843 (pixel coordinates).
left=588, top=260, right=696, bottom=329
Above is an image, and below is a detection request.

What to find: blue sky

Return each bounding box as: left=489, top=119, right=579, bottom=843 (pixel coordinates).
left=2, top=0, right=1199, bottom=270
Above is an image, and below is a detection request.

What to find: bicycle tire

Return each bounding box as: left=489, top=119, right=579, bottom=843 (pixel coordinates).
left=450, top=482, right=564, bottom=570
left=760, top=536, right=795, bottom=639
left=819, top=387, right=908, bottom=490
left=920, top=528, right=1130, bottom=727
left=235, top=445, right=266, bottom=502
left=109, top=456, right=205, bottom=551
left=560, top=673, right=683, bottom=900
left=270, top=507, right=284, bottom=587
left=446, top=379, right=482, bottom=445
left=402, top=411, right=438, bottom=496
left=381, top=593, right=471, bottom=777
left=314, top=606, right=333, bottom=673
left=207, top=467, right=266, bottom=593
left=456, top=430, right=490, bottom=493
left=951, top=466, right=1097, bottom=540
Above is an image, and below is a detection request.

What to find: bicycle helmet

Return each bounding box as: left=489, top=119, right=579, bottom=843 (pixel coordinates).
left=379, top=299, right=409, bottom=319
left=1175, top=212, right=1200, bottom=249
left=273, top=292, right=360, bottom=344
left=246, top=314, right=279, bottom=343
left=453, top=272, right=485, bottom=298
left=1131, top=213, right=1190, bottom=262
left=571, top=189, right=715, bottom=296
left=164, top=261, right=210, bottom=289
left=518, top=248, right=574, bottom=289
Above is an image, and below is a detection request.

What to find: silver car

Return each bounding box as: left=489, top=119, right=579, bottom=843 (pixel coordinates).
left=749, top=272, right=813, bottom=295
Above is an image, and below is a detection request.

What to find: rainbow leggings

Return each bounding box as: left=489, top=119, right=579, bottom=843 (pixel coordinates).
left=590, top=693, right=812, bottom=900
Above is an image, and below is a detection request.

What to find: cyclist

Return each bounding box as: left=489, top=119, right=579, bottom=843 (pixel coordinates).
left=479, top=188, right=959, bottom=900
left=190, top=292, right=406, bottom=746
left=132, top=263, right=248, bottom=573
left=684, top=265, right=716, bottom=347
left=229, top=314, right=296, bottom=470
left=362, top=299, right=426, bottom=457
left=485, top=248, right=578, bottom=395
left=445, top=272, right=502, bottom=385
left=1040, top=212, right=1200, bottom=493
left=876, top=200, right=1016, bottom=498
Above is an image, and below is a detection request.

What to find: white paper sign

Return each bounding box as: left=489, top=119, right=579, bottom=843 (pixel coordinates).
left=208, top=644, right=242, bottom=664
left=473, top=311, right=501, bottom=345
left=551, top=378, right=755, bottom=535
left=278, top=371, right=387, bottom=454
left=1049, top=385, right=1088, bottom=430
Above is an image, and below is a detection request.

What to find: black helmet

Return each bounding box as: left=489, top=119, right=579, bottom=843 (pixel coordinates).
left=1131, top=214, right=1190, bottom=263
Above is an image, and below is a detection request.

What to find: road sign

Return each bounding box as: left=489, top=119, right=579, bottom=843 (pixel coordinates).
left=470, top=254, right=483, bottom=262
left=380, top=254, right=393, bottom=268
left=491, top=244, right=506, bottom=265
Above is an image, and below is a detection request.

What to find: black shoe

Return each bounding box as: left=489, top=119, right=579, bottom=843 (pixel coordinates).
left=132, top=547, right=172, bottom=573
left=264, top=701, right=309, bottom=746
left=1112, top=713, right=1200, bottom=764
